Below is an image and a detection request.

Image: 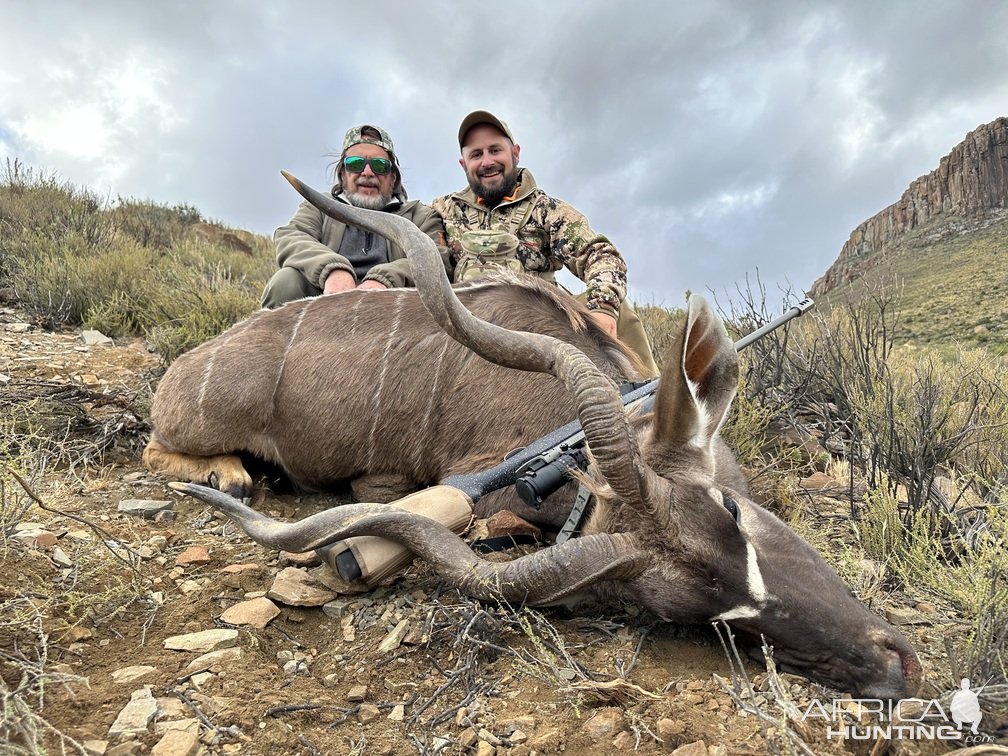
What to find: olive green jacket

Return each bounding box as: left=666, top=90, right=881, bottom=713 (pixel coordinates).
left=431, top=169, right=628, bottom=317
left=273, top=191, right=450, bottom=289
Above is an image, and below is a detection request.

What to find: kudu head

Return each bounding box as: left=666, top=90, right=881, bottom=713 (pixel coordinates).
left=174, top=172, right=921, bottom=699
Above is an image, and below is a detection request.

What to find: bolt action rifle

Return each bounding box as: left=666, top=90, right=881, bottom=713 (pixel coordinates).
left=333, top=297, right=814, bottom=582
left=446, top=296, right=815, bottom=510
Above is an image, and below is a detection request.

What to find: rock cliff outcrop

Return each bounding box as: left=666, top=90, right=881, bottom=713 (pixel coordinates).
left=811, top=117, right=1008, bottom=294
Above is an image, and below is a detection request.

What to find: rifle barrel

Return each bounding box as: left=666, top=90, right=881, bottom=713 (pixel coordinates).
left=444, top=297, right=815, bottom=503
left=733, top=297, right=814, bottom=352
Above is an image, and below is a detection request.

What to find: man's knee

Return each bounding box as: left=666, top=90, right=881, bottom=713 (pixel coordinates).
left=261, top=268, right=320, bottom=309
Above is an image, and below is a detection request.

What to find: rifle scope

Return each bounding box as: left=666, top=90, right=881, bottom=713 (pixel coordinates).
left=514, top=449, right=587, bottom=509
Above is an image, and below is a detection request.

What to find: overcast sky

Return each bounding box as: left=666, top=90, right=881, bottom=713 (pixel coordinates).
left=2, top=1, right=1005, bottom=308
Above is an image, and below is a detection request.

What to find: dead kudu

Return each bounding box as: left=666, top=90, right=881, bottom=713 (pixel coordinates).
left=146, top=173, right=922, bottom=699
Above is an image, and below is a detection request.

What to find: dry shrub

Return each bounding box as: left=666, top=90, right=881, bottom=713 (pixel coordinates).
left=112, top=198, right=202, bottom=249
left=1, top=159, right=274, bottom=362
left=858, top=484, right=1007, bottom=684
left=731, top=280, right=1008, bottom=685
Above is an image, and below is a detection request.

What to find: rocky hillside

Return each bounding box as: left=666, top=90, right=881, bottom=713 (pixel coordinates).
left=812, top=116, right=1008, bottom=295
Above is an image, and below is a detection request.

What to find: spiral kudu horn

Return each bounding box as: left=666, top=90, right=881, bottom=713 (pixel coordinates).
left=172, top=482, right=645, bottom=605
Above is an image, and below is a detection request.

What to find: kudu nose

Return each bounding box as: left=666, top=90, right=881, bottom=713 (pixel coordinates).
left=870, top=626, right=924, bottom=698
left=893, top=641, right=924, bottom=696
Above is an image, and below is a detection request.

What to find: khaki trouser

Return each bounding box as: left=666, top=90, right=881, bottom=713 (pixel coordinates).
left=573, top=293, right=659, bottom=379
left=261, top=267, right=320, bottom=309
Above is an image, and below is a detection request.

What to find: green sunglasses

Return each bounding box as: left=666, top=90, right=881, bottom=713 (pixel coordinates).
left=343, top=156, right=393, bottom=175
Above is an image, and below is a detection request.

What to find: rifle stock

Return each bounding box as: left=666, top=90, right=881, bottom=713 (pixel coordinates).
left=321, top=485, right=474, bottom=583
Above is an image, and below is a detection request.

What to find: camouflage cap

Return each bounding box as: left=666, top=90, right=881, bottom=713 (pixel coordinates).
left=342, top=124, right=397, bottom=163
left=457, top=110, right=515, bottom=149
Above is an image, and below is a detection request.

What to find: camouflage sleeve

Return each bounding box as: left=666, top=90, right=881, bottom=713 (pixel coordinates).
left=430, top=194, right=466, bottom=267
left=541, top=198, right=627, bottom=318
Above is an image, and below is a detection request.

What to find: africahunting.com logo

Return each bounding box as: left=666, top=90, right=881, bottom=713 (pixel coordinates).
left=800, top=678, right=995, bottom=744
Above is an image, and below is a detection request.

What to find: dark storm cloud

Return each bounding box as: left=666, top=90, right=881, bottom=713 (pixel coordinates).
left=2, top=1, right=1005, bottom=307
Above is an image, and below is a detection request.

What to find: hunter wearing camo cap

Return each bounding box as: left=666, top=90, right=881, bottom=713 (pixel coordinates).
left=262, top=124, right=449, bottom=306
left=432, top=110, right=659, bottom=377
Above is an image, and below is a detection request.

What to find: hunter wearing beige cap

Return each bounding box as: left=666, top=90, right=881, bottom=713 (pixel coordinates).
left=432, top=110, right=659, bottom=377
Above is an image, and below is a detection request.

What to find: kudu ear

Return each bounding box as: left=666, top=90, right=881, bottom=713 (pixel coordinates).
left=651, top=295, right=739, bottom=450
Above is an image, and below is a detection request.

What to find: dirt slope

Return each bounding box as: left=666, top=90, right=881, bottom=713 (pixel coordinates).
left=0, top=309, right=1001, bottom=755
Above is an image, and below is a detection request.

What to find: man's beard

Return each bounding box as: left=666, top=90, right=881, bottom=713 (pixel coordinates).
left=468, top=165, right=520, bottom=208
left=345, top=188, right=394, bottom=210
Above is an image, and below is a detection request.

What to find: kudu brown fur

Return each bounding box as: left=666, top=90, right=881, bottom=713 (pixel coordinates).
left=146, top=173, right=923, bottom=699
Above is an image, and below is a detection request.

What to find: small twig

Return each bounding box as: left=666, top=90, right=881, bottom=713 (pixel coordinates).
left=426, top=683, right=490, bottom=727
left=375, top=648, right=412, bottom=668
left=376, top=692, right=419, bottom=712
left=266, top=625, right=303, bottom=648
left=210, top=594, right=247, bottom=603
left=297, top=734, right=322, bottom=756
left=617, top=624, right=651, bottom=677
left=3, top=463, right=143, bottom=573
left=264, top=703, right=322, bottom=718
left=327, top=704, right=361, bottom=727
left=410, top=666, right=465, bottom=721
left=171, top=687, right=242, bottom=740
left=624, top=709, right=661, bottom=748
left=174, top=666, right=213, bottom=685
left=140, top=599, right=162, bottom=647
left=712, top=626, right=817, bottom=756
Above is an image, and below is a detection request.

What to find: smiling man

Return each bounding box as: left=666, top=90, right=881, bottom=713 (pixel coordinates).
left=432, top=111, right=658, bottom=376
left=262, top=124, right=449, bottom=307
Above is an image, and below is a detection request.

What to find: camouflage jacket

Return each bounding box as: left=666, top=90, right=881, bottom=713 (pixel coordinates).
left=431, top=169, right=627, bottom=317
left=273, top=191, right=450, bottom=290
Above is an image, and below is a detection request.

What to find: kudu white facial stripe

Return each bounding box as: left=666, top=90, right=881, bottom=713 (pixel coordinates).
left=712, top=563, right=767, bottom=620
left=708, top=489, right=770, bottom=620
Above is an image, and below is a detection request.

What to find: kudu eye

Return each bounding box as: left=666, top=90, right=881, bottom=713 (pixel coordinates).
left=721, top=492, right=741, bottom=524
left=708, top=487, right=742, bottom=525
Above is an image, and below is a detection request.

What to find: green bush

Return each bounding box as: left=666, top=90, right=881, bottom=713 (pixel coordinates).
left=0, top=159, right=273, bottom=362
left=112, top=198, right=203, bottom=249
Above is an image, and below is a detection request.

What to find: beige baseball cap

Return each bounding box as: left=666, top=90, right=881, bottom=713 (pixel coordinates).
left=342, top=124, right=397, bottom=163
left=457, top=110, right=515, bottom=149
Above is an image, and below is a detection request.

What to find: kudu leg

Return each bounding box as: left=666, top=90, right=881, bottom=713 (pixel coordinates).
left=349, top=474, right=417, bottom=504
left=142, top=438, right=253, bottom=498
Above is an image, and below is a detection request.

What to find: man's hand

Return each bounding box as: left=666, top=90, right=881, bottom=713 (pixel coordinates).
left=323, top=270, right=356, bottom=294
left=589, top=310, right=618, bottom=339
left=357, top=280, right=388, bottom=291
